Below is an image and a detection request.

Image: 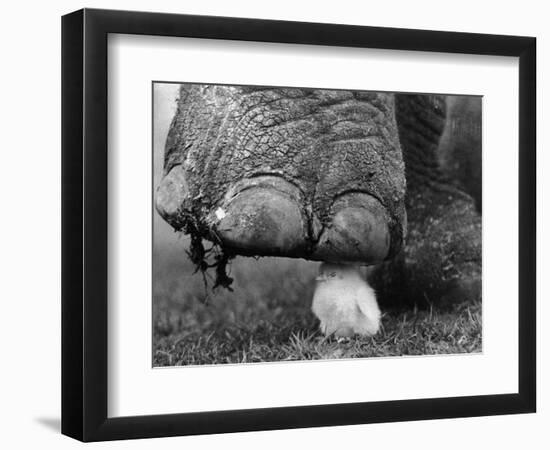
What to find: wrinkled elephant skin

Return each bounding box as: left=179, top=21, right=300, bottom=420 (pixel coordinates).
left=157, top=86, right=406, bottom=265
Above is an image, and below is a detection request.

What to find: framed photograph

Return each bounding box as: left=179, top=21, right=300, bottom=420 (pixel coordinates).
left=61, top=8, right=536, bottom=442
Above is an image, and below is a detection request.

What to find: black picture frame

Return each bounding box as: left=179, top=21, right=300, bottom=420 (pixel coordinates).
left=61, top=8, right=536, bottom=442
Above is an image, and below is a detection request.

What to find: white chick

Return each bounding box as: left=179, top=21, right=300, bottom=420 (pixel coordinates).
left=311, top=263, right=381, bottom=338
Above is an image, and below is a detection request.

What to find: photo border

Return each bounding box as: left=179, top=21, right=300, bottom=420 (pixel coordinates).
left=61, top=8, right=536, bottom=441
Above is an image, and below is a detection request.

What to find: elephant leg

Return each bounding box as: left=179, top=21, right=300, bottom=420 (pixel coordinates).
left=439, top=96, right=482, bottom=212
left=371, top=94, right=481, bottom=308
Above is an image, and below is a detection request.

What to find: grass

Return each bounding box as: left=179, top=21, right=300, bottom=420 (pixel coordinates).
left=153, top=237, right=482, bottom=367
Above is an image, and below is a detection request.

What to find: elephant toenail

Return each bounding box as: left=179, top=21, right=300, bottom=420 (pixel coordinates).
left=313, top=192, right=391, bottom=264
left=155, top=165, right=189, bottom=225
left=210, top=177, right=307, bottom=256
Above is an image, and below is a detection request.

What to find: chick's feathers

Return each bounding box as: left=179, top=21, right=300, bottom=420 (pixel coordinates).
left=312, top=263, right=381, bottom=337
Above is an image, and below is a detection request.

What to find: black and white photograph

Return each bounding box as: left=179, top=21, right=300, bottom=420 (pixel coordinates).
left=0, top=0, right=543, bottom=447
left=153, top=83, right=482, bottom=366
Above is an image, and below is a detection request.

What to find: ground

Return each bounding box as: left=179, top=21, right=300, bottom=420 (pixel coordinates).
left=152, top=237, right=482, bottom=366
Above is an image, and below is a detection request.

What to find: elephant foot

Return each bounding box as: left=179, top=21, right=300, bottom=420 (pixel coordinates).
left=312, top=263, right=381, bottom=337
left=371, top=187, right=481, bottom=309
left=156, top=86, right=408, bottom=266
